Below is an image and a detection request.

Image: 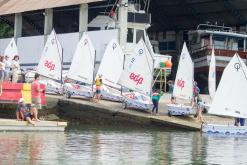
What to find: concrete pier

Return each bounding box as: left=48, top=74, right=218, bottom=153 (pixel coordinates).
left=55, top=95, right=203, bottom=131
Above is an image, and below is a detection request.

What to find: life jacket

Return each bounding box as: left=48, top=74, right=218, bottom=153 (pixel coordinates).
left=95, top=78, right=102, bottom=86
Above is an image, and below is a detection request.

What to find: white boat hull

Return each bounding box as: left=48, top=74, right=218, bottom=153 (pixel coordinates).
left=122, top=92, right=152, bottom=110
left=202, top=123, right=247, bottom=135
left=64, top=83, right=93, bottom=99
left=167, top=104, right=196, bottom=116
left=39, top=80, right=62, bottom=95
left=99, top=85, right=122, bottom=102
left=101, top=90, right=122, bottom=102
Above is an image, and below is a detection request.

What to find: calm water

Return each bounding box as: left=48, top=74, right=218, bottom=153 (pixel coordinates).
left=0, top=124, right=247, bottom=165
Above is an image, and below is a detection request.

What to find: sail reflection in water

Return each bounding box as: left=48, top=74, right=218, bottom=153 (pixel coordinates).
left=0, top=126, right=247, bottom=164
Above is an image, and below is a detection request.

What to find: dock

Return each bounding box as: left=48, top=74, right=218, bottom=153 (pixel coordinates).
left=0, top=119, right=67, bottom=132
left=55, top=95, right=203, bottom=131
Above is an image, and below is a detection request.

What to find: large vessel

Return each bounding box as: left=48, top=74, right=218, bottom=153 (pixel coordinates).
left=188, top=23, right=247, bottom=92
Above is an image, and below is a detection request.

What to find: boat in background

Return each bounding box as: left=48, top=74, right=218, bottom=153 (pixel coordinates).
left=167, top=43, right=196, bottom=116
left=118, top=39, right=153, bottom=110
left=95, top=39, right=124, bottom=102
left=189, top=23, right=247, bottom=93
left=64, top=32, right=95, bottom=99
left=202, top=54, right=247, bottom=135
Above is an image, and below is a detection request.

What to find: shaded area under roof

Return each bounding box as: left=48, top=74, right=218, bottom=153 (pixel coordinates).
left=149, top=0, right=247, bottom=31
left=0, top=0, right=102, bottom=15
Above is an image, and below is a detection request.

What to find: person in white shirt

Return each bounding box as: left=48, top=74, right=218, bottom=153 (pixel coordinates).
left=11, top=55, right=21, bottom=83
left=4, top=55, right=12, bottom=81
left=0, top=56, right=5, bottom=96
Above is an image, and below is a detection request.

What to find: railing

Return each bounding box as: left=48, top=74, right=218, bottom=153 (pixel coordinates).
left=191, top=45, right=247, bottom=59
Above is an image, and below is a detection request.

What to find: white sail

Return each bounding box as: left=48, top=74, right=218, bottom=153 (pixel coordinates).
left=4, top=38, right=19, bottom=59
left=96, top=39, right=124, bottom=88
left=118, top=39, right=153, bottom=95
left=37, top=30, right=62, bottom=81
left=67, top=33, right=95, bottom=85
left=173, top=43, right=194, bottom=100
left=208, top=54, right=247, bottom=118
left=208, top=48, right=216, bottom=99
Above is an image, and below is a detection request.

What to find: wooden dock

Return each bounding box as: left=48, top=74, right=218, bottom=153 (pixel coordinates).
left=0, top=119, right=67, bottom=132
left=55, top=95, right=202, bottom=131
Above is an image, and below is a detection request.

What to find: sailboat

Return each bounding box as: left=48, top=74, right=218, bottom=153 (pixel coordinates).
left=95, top=39, right=124, bottom=102
left=167, top=43, right=196, bottom=116
left=202, top=48, right=216, bottom=111
left=4, top=38, right=19, bottom=59
left=63, top=32, right=96, bottom=99
left=202, top=54, right=247, bottom=135
left=118, top=38, right=153, bottom=110
left=208, top=48, right=216, bottom=99
left=36, top=29, right=63, bottom=94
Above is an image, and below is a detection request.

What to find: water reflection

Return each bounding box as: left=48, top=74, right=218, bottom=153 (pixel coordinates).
left=0, top=125, right=247, bottom=164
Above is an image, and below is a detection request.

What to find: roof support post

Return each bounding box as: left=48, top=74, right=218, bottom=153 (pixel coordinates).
left=79, top=3, right=88, bottom=38
left=118, top=0, right=128, bottom=51
left=14, top=13, right=22, bottom=41
left=44, top=8, right=53, bottom=42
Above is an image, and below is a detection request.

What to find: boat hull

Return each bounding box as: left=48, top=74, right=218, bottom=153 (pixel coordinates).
left=122, top=92, right=152, bottom=110
left=64, top=83, right=93, bottom=99
left=167, top=104, right=196, bottom=116
left=202, top=123, right=247, bottom=135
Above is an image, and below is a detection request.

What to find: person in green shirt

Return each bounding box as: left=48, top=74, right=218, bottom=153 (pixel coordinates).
left=151, top=90, right=163, bottom=115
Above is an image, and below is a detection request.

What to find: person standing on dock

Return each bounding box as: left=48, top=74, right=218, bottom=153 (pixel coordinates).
left=31, top=73, right=42, bottom=121
left=0, top=56, right=5, bottom=96
left=11, top=55, right=21, bottom=83
left=151, top=90, right=163, bottom=115
left=4, top=55, right=12, bottom=82
left=93, top=75, right=102, bottom=102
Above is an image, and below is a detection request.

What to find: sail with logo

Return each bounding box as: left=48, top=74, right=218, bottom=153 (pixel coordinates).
left=67, top=33, right=95, bottom=85
left=4, top=38, right=19, bottom=60
left=167, top=42, right=196, bottom=116
left=37, top=29, right=62, bottom=81
left=172, top=42, right=194, bottom=100
left=208, top=54, right=247, bottom=118
left=118, top=38, right=154, bottom=95
left=208, top=48, right=216, bottom=100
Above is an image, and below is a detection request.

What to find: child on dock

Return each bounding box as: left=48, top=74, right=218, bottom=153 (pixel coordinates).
left=151, top=90, right=163, bottom=115
left=16, top=98, right=40, bottom=125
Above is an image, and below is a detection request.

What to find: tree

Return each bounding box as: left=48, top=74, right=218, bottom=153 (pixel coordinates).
left=0, top=20, right=14, bottom=38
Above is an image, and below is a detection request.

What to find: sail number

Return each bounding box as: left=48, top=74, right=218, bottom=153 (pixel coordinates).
left=44, top=60, right=55, bottom=71
left=129, top=72, right=144, bottom=85
left=177, top=79, right=185, bottom=90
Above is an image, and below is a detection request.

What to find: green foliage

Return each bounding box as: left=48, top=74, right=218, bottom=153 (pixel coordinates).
left=0, top=20, right=14, bottom=38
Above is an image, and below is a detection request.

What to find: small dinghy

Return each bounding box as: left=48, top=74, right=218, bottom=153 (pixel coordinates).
left=167, top=43, right=196, bottom=116
left=118, top=39, right=153, bottom=110
left=95, top=39, right=124, bottom=102
left=36, top=30, right=63, bottom=94
left=64, top=33, right=95, bottom=99
left=202, top=54, right=247, bottom=135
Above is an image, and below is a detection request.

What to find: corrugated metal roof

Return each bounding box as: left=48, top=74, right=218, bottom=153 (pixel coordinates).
left=0, top=0, right=103, bottom=15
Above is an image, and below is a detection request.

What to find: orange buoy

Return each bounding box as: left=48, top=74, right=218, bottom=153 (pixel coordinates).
left=165, top=60, right=172, bottom=68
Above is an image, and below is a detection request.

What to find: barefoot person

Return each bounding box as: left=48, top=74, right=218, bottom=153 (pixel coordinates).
left=31, top=73, right=42, bottom=121
left=16, top=98, right=36, bottom=125
left=93, top=75, right=102, bottom=102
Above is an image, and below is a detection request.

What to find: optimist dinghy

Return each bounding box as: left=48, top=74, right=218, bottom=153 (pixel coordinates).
left=202, top=54, right=247, bottom=135
left=96, top=39, right=124, bottom=102
left=167, top=43, right=196, bottom=116
left=118, top=39, right=154, bottom=110
left=64, top=33, right=96, bottom=99
left=36, top=30, right=63, bottom=94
